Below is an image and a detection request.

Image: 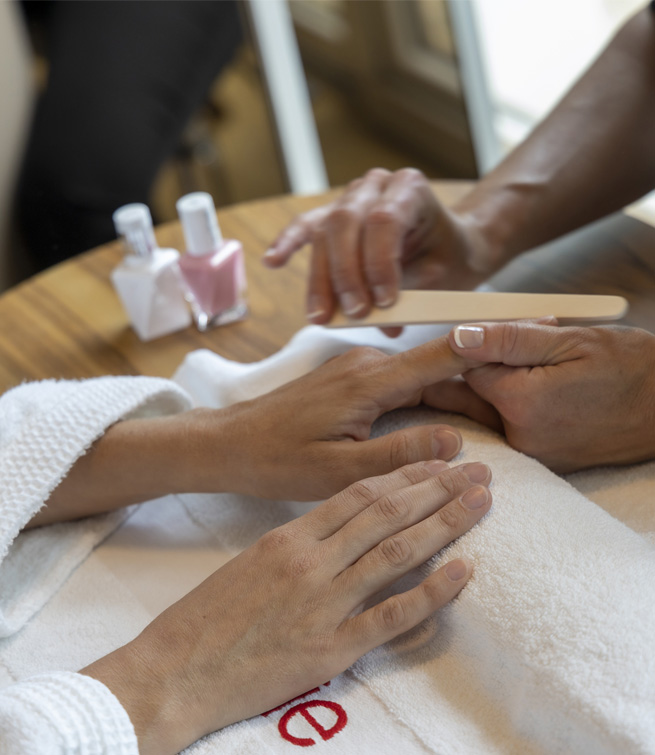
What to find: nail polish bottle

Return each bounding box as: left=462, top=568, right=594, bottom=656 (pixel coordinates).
left=176, top=192, right=248, bottom=331
left=111, top=203, right=191, bottom=341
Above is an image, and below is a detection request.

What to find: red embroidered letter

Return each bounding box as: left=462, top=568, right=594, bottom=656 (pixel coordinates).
left=278, top=700, right=348, bottom=747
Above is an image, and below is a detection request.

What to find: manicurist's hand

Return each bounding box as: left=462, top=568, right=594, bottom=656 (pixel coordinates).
left=263, top=168, right=501, bottom=325
left=83, top=458, right=492, bottom=755
left=425, top=320, right=655, bottom=472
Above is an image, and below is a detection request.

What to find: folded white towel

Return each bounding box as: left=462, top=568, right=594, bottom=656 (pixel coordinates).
left=173, top=326, right=655, bottom=754
left=1, top=325, right=653, bottom=754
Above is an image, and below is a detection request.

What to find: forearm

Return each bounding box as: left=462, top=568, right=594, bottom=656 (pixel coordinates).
left=453, top=8, right=655, bottom=264
left=27, top=408, right=232, bottom=528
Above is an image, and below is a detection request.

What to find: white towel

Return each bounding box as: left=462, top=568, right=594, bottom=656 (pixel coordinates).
left=173, top=326, right=655, bottom=754
left=1, top=325, right=654, bottom=754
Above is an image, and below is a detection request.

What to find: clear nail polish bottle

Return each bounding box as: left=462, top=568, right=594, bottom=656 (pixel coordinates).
left=111, top=203, right=191, bottom=341
left=176, top=192, right=248, bottom=331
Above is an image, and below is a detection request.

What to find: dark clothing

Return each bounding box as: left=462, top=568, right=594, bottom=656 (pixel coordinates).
left=17, top=1, right=241, bottom=269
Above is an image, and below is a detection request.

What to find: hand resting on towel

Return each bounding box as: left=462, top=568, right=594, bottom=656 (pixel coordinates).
left=81, top=459, right=491, bottom=754
left=29, top=334, right=481, bottom=526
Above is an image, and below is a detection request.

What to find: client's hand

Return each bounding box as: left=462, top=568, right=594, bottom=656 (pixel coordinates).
left=211, top=338, right=471, bottom=500
left=83, top=459, right=492, bottom=754
left=31, top=335, right=473, bottom=525
left=425, top=321, right=655, bottom=472
left=263, top=168, right=498, bottom=325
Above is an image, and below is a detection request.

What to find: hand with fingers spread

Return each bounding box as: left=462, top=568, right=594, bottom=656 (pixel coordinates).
left=83, top=459, right=492, bottom=755
left=263, top=168, right=498, bottom=326
left=425, top=320, right=655, bottom=472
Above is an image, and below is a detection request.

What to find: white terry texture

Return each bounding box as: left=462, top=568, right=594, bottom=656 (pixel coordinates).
left=0, top=671, right=137, bottom=754
left=173, top=324, right=655, bottom=754
left=0, top=323, right=653, bottom=755
left=0, top=376, right=191, bottom=638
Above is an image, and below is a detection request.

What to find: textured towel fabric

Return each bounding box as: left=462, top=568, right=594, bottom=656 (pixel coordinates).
left=0, top=326, right=654, bottom=754
left=173, top=326, right=655, bottom=754
left=0, top=672, right=137, bottom=754
left=0, top=376, right=191, bottom=754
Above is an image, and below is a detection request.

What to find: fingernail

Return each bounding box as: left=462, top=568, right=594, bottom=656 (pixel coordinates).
left=263, top=247, right=277, bottom=258
left=463, top=462, right=490, bottom=484
left=454, top=325, right=484, bottom=349
left=445, top=558, right=468, bottom=581
left=373, top=285, right=395, bottom=308
left=424, top=459, right=448, bottom=474
left=341, top=292, right=366, bottom=317
left=461, top=486, right=489, bottom=510
left=432, top=428, right=462, bottom=459
left=306, top=295, right=326, bottom=322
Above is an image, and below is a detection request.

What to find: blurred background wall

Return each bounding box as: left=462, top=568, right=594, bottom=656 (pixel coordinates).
left=0, top=0, right=645, bottom=291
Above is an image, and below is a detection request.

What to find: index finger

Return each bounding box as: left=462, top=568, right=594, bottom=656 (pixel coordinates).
left=263, top=205, right=332, bottom=267
left=378, top=334, right=481, bottom=403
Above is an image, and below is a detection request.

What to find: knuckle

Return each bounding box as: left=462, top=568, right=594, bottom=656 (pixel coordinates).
left=378, top=535, right=414, bottom=569
left=432, top=470, right=462, bottom=500
left=284, top=550, right=318, bottom=579
left=366, top=207, right=397, bottom=228
left=396, top=167, right=425, bottom=184
left=346, top=477, right=382, bottom=506
left=365, top=167, right=391, bottom=182
left=376, top=492, right=412, bottom=527
left=421, top=575, right=446, bottom=606
left=499, top=321, right=522, bottom=358
left=437, top=503, right=463, bottom=532
left=344, top=345, right=385, bottom=368
left=326, top=205, right=358, bottom=231
left=260, top=526, right=292, bottom=550
left=388, top=431, right=411, bottom=469
left=376, top=596, right=407, bottom=632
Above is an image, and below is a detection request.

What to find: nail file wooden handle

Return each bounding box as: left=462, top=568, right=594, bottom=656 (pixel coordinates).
left=325, top=291, right=629, bottom=328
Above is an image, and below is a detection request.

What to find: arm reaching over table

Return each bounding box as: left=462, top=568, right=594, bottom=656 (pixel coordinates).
left=264, top=7, right=655, bottom=325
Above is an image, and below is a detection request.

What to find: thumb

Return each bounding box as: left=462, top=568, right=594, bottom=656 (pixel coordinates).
left=341, top=424, right=462, bottom=480
left=448, top=319, right=577, bottom=367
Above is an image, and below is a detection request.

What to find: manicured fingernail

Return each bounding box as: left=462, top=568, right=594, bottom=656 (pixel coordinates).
left=432, top=428, right=462, bottom=459
left=445, top=558, right=468, bottom=581
left=461, top=486, right=489, bottom=510
left=454, top=325, right=484, bottom=349
left=341, top=292, right=366, bottom=317
left=463, top=462, right=490, bottom=483
left=373, top=285, right=395, bottom=308
left=263, top=247, right=277, bottom=258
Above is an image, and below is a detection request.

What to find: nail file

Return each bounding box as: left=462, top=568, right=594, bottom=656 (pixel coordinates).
left=325, top=291, right=629, bottom=328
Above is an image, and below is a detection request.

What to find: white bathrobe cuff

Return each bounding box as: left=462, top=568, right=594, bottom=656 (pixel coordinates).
left=0, top=376, right=192, bottom=637
left=0, top=671, right=138, bottom=754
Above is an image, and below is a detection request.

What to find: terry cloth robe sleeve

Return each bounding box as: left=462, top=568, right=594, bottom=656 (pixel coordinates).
left=0, top=375, right=192, bottom=638
left=0, top=376, right=191, bottom=754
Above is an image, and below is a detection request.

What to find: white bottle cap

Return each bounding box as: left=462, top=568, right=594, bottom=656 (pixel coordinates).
left=176, top=192, right=223, bottom=257
left=112, top=203, right=157, bottom=258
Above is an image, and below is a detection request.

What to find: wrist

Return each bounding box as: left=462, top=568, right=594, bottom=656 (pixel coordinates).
left=81, top=633, right=200, bottom=755
left=452, top=183, right=539, bottom=269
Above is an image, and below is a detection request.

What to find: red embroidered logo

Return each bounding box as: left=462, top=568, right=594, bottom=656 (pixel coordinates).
left=278, top=700, right=348, bottom=747
left=261, top=681, right=348, bottom=746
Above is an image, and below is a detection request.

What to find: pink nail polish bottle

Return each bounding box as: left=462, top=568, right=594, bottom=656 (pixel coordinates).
left=176, top=192, right=248, bottom=331
left=111, top=203, right=192, bottom=341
